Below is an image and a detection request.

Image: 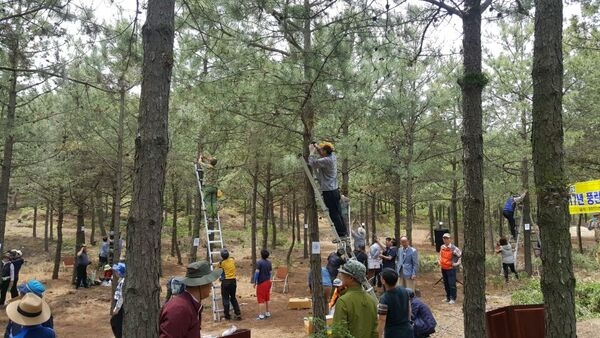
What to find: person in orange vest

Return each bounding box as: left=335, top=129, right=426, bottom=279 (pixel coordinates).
left=328, top=278, right=346, bottom=314
left=437, top=233, right=462, bottom=304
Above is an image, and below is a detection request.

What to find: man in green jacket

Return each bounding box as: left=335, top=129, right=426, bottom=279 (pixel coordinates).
left=332, top=260, right=378, bottom=338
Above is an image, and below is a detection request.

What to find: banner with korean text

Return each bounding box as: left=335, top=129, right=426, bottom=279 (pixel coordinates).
left=569, top=179, right=600, bottom=215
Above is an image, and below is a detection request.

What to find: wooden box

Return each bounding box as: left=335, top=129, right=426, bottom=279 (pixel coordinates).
left=304, top=315, right=333, bottom=335
left=288, top=297, right=312, bottom=310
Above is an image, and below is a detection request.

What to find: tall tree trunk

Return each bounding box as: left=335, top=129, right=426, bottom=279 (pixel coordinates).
left=262, top=160, right=271, bottom=249
left=0, top=21, right=19, bottom=247
left=521, top=157, right=533, bottom=276
left=486, top=195, right=495, bottom=253
left=251, top=161, right=259, bottom=267
left=111, top=88, right=126, bottom=265
left=90, top=195, right=96, bottom=245
left=186, top=191, right=192, bottom=236
left=171, top=183, right=182, bottom=265
left=428, top=203, right=435, bottom=246
left=96, top=190, right=107, bottom=237
left=49, top=205, right=54, bottom=240
left=461, top=0, right=486, bottom=336
left=532, top=0, right=576, bottom=335
left=271, top=197, right=277, bottom=249
left=123, top=0, right=175, bottom=336
left=394, top=195, right=401, bottom=241
left=52, top=188, right=64, bottom=280
left=577, top=214, right=583, bottom=254
left=33, top=204, right=38, bottom=238
left=189, top=193, right=200, bottom=263
left=44, top=200, right=49, bottom=252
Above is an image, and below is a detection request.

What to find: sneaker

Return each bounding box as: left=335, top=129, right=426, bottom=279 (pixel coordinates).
left=442, top=298, right=449, bottom=303
left=265, top=311, right=271, bottom=318
left=256, top=314, right=265, bottom=320
left=448, top=299, right=456, bottom=304
left=234, top=315, right=242, bottom=321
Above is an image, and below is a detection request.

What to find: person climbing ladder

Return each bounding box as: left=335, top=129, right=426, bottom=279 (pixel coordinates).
left=502, top=190, right=528, bottom=238
left=308, top=141, right=348, bottom=241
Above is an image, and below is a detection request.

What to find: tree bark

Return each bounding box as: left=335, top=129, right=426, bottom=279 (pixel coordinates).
left=51, top=188, right=64, bottom=280
left=532, top=0, right=576, bottom=335
left=189, top=192, right=200, bottom=263
left=123, top=0, right=175, bottom=336
left=0, top=19, right=19, bottom=247
left=171, top=183, right=182, bottom=265
left=428, top=203, right=434, bottom=246
left=460, top=0, right=486, bottom=336
left=49, top=205, right=54, bottom=240
left=44, top=200, right=49, bottom=252
left=251, top=160, right=259, bottom=267
left=90, top=195, right=96, bottom=245
left=73, top=204, right=85, bottom=284
left=33, top=204, right=38, bottom=238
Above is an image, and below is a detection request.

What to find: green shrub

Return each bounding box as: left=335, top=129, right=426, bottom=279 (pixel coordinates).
left=419, top=254, right=439, bottom=273
left=512, top=279, right=600, bottom=320
left=572, top=251, right=600, bottom=271
left=511, top=278, right=543, bottom=305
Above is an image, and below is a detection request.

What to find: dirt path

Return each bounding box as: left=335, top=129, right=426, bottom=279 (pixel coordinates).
left=1, top=211, right=599, bottom=337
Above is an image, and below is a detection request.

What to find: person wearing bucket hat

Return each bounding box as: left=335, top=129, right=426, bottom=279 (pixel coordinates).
left=332, top=260, right=377, bottom=338
left=101, top=264, right=113, bottom=286
left=5, top=280, right=54, bottom=338
left=5, top=293, right=55, bottom=338
left=308, top=141, right=348, bottom=241
left=160, top=261, right=222, bottom=338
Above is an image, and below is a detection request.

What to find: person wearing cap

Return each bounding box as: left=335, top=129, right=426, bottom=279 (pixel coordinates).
left=405, top=288, right=436, bottom=338
left=217, top=249, right=242, bottom=321
left=308, top=141, right=348, bottom=241
left=326, top=249, right=346, bottom=282
left=75, top=244, right=90, bottom=289
left=438, top=233, right=462, bottom=304
left=159, top=261, right=222, bottom=338
left=397, top=236, right=419, bottom=291
left=377, top=268, right=413, bottom=338
left=0, top=253, right=14, bottom=306
left=110, top=263, right=126, bottom=338
left=9, top=250, right=24, bottom=299
left=253, top=249, right=272, bottom=320
left=5, top=293, right=55, bottom=338
left=332, top=260, right=377, bottom=338
left=328, top=278, right=345, bottom=314
left=5, top=280, right=54, bottom=338
left=308, top=266, right=333, bottom=303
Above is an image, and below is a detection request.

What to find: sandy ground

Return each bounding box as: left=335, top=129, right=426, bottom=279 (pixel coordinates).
left=0, top=211, right=599, bottom=337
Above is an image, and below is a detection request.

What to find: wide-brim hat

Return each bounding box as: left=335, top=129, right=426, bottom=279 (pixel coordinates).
left=6, top=293, right=51, bottom=326
left=184, top=261, right=222, bottom=287
left=337, top=259, right=366, bottom=283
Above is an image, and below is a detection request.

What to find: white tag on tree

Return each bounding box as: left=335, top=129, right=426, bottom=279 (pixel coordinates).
left=193, top=238, right=200, bottom=247
left=311, top=241, right=321, bottom=254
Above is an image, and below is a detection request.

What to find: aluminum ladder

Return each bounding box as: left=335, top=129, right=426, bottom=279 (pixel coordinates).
left=194, top=162, right=225, bottom=321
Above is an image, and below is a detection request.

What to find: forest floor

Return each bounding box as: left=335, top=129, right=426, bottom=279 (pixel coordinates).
left=0, top=209, right=599, bottom=337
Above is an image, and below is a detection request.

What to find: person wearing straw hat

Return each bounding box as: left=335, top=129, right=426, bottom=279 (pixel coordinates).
left=5, top=293, right=55, bottom=338
left=5, top=280, right=54, bottom=338
left=159, top=261, right=222, bottom=338
left=332, top=260, right=377, bottom=338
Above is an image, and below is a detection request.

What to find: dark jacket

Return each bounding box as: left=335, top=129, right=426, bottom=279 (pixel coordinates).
left=5, top=317, right=54, bottom=338
left=159, top=291, right=202, bottom=338
left=411, top=298, right=436, bottom=337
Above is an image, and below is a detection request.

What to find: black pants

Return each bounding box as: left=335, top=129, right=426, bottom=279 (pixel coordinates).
left=221, top=279, right=241, bottom=318
left=110, top=307, right=124, bottom=338
left=502, top=263, right=518, bottom=281
left=9, top=277, right=18, bottom=298
left=0, top=280, right=10, bottom=305
left=502, top=210, right=517, bottom=237
left=76, top=265, right=88, bottom=288
left=322, top=189, right=347, bottom=237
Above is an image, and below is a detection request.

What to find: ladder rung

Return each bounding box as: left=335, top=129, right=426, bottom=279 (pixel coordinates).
left=208, top=240, right=222, bottom=244
left=207, top=229, right=221, bottom=234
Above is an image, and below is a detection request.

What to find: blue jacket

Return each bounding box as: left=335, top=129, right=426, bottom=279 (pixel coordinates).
left=411, top=298, right=436, bottom=336
left=503, top=196, right=515, bottom=212
left=308, top=267, right=333, bottom=289
left=397, top=246, right=419, bottom=278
